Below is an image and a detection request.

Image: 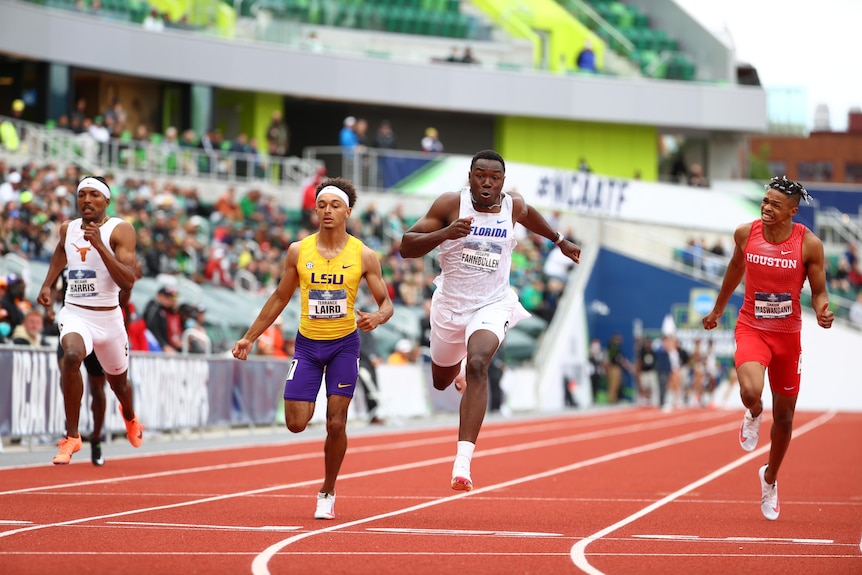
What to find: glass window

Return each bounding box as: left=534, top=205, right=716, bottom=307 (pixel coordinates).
left=797, top=161, right=833, bottom=181
left=845, top=163, right=862, bottom=183
left=767, top=161, right=786, bottom=176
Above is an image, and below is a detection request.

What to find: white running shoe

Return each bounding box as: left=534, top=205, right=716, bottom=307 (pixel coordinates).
left=314, top=492, right=336, bottom=520
left=739, top=410, right=762, bottom=452
left=758, top=465, right=779, bottom=520
left=451, top=464, right=473, bottom=492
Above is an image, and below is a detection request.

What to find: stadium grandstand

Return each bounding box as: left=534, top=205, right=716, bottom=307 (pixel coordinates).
left=1, top=0, right=861, bottom=445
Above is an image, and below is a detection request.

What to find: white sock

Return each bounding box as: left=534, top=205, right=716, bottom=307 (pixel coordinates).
left=454, top=441, right=475, bottom=469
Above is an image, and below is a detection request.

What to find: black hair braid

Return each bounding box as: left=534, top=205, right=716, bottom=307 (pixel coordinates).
left=766, top=175, right=812, bottom=204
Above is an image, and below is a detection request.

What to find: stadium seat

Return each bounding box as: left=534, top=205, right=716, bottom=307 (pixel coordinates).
left=403, top=7, right=423, bottom=34
left=357, top=4, right=382, bottom=30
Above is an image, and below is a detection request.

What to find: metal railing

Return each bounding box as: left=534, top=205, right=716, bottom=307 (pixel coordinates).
left=303, top=145, right=447, bottom=194
left=816, top=207, right=862, bottom=246
left=0, top=116, right=323, bottom=188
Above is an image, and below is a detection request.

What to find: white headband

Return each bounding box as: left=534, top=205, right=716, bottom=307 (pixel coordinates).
left=316, top=185, right=350, bottom=206
left=77, top=177, right=111, bottom=199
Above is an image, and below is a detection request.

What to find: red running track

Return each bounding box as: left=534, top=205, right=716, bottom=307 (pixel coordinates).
left=1, top=408, right=860, bottom=574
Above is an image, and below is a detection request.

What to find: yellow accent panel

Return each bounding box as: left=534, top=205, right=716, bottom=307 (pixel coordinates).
left=496, top=117, right=658, bottom=181
left=470, top=0, right=603, bottom=72
left=213, top=90, right=281, bottom=155
left=253, top=93, right=282, bottom=154
left=146, top=0, right=186, bottom=23
left=213, top=89, right=255, bottom=136
left=216, top=3, right=236, bottom=39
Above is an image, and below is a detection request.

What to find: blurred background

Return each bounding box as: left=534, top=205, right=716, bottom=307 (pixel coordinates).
left=0, top=0, right=860, bottom=439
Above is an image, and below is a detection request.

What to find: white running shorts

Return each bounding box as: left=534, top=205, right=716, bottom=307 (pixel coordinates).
left=429, top=289, right=529, bottom=368
left=57, top=305, right=129, bottom=375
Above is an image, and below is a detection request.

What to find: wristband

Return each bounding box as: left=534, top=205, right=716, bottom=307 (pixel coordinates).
left=553, top=232, right=564, bottom=245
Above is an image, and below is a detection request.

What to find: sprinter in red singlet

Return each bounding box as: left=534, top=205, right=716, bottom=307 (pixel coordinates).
left=702, top=176, right=833, bottom=520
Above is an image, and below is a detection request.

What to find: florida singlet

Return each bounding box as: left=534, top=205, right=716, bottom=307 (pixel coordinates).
left=433, top=187, right=517, bottom=315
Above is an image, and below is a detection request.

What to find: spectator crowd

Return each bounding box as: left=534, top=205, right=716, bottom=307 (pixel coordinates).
left=0, top=156, right=574, bottom=353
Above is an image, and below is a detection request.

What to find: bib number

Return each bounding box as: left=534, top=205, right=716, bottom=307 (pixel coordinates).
left=460, top=241, right=502, bottom=272
left=754, top=292, right=792, bottom=319
left=309, top=289, right=347, bottom=319
left=67, top=268, right=99, bottom=298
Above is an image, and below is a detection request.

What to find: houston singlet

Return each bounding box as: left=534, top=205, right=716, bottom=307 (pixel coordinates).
left=297, top=233, right=363, bottom=340
left=738, top=219, right=807, bottom=333
left=434, top=187, right=517, bottom=315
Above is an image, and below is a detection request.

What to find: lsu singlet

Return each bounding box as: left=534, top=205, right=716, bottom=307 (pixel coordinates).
left=434, top=187, right=517, bottom=315
left=738, top=219, right=807, bottom=333
left=63, top=217, right=123, bottom=308
left=297, top=233, right=363, bottom=340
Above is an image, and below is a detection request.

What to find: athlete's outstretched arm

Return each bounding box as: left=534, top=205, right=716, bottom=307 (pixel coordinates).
left=803, top=229, right=834, bottom=329
left=233, top=242, right=301, bottom=359
left=357, top=245, right=394, bottom=332
left=513, top=193, right=581, bottom=264
left=37, top=221, right=70, bottom=308
left=703, top=223, right=750, bottom=330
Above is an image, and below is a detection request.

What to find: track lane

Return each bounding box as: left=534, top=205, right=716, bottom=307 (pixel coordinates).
left=1, top=409, right=858, bottom=575
left=569, top=410, right=862, bottom=575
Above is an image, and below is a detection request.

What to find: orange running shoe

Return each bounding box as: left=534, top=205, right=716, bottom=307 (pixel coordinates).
left=119, top=405, right=144, bottom=448
left=53, top=436, right=83, bottom=465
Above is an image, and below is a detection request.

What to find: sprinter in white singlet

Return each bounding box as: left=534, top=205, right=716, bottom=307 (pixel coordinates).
left=37, top=176, right=143, bottom=465
left=400, top=150, right=581, bottom=491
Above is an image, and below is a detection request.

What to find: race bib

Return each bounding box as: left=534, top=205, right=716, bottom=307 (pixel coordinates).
left=67, top=268, right=99, bottom=297
left=460, top=241, right=502, bottom=272
left=754, top=292, right=792, bottom=319
left=308, top=289, right=347, bottom=319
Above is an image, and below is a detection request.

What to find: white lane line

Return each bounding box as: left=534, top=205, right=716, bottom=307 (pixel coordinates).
left=106, top=521, right=302, bottom=531
left=0, top=409, right=658, bottom=472
left=0, top=412, right=731, bottom=543
left=250, top=418, right=739, bottom=575
left=586, top=552, right=860, bottom=558
left=569, top=410, right=838, bottom=575
left=366, top=527, right=563, bottom=538
left=633, top=534, right=834, bottom=544
left=0, top=520, right=32, bottom=525
left=0, top=551, right=572, bottom=557
left=0, top=411, right=725, bottom=497
left=2, top=550, right=859, bottom=559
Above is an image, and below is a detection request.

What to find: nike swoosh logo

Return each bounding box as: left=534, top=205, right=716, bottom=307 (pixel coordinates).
left=342, top=265, right=354, bottom=269
left=780, top=250, right=791, bottom=255
left=496, top=219, right=507, bottom=224
left=337, top=383, right=353, bottom=388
